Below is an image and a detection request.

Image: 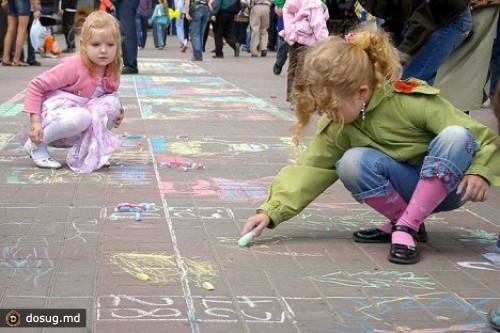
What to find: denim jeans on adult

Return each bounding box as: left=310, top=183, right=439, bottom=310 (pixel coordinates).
left=152, top=22, right=168, bottom=48
left=336, top=126, right=477, bottom=213
left=402, top=7, right=472, bottom=85
left=136, top=14, right=149, bottom=48
left=189, top=5, right=210, bottom=60
left=275, top=36, right=288, bottom=68
left=116, top=0, right=140, bottom=71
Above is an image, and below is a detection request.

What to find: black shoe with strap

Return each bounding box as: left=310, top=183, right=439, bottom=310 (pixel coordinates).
left=388, top=225, right=421, bottom=264
left=353, top=223, right=427, bottom=243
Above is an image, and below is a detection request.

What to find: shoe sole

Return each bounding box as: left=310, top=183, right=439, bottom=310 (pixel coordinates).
left=34, top=160, right=63, bottom=169
left=388, top=253, right=421, bottom=265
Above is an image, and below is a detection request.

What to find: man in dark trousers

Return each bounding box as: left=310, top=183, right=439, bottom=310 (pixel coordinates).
left=59, top=0, right=78, bottom=53
left=115, top=0, right=140, bottom=74
left=211, top=0, right=240, bottom=58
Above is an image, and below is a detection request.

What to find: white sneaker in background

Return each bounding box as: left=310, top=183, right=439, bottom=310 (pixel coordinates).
left=482, top=98, right=491, bottom=108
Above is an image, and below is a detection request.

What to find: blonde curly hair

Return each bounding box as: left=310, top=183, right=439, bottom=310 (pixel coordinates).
left=291, top=28, right=402, bottom=145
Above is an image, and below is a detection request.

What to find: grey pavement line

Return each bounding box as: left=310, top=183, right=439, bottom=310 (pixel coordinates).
left=136, top=73, right=200, bottom=333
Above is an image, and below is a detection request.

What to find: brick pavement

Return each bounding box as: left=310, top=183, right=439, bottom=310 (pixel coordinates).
left=0, top=33, right=499, bottom=333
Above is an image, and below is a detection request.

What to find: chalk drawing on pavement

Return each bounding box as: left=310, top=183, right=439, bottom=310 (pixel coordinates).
left=304, top=271, right=435, bottom=289
left=109, top=252, right=218, bottom=285
left=160, top=177, right=273, bottom=202
left=0, top=237, right=55, bottom=286
left=168, top=207, right=234, bottom=220
left=97, top=293, right=498, bottom=331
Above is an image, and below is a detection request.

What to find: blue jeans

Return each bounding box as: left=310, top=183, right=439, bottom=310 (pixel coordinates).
left=175, top=17, right=186, bottom=44
left=336, top=126, right=477, bottom=213
left=189, top=5, right=210, bottom=60
left=152, top=22, right=168, bottom=48
left=275, top=36, right=288, bottom=68
left=136, top=14, right=149, bottom=48
left=402, top=7, right=472, bottom=85
left=116, top=0, right=139, bottom=71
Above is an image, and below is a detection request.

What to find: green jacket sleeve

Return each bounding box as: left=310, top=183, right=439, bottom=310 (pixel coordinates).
left=258, top=119, right=346, bottom=228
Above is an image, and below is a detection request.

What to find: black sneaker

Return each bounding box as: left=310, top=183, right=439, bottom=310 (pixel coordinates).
left=273, top=63, right=282, bottom=75
left=28, top=60, right=42, bottom=66
left=212, top=54, right=224, bottom=59
left=261, top=50, right=267, bottom=57
left=234, top=43, right=240, bottom=57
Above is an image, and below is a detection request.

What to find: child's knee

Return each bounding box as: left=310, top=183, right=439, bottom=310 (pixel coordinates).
left=100, top=95, right=121, bottom=113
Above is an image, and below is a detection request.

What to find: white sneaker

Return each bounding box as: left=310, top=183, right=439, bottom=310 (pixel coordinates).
left=23, top=140, right=62, bottom=169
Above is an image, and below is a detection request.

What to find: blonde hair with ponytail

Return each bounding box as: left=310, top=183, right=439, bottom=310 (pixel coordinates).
left=291, top=28, right=402, bottom=145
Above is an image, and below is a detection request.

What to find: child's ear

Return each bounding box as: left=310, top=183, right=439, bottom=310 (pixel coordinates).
left=358, top=84, right=370, bottom=100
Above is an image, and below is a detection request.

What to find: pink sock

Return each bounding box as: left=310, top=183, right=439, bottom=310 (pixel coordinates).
left=365, top=192, right=408, bottom=233
left=393, top=178, right=449, bottom=247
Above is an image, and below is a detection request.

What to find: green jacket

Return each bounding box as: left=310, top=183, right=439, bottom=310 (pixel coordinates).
left=258, top=79, right=500, bottom=228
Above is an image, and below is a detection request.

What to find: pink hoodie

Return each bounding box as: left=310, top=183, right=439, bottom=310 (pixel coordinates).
left=279, top=0, right=329, bottom=46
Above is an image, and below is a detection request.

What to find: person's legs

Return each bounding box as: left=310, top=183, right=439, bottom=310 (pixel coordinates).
left=489, top=18, right=500, bottom=98
left=267, top=4, right=277, bottom=51
left=221, top=13, right=237, bottom=48
left=190, top=5, right=209, bottom=60
left=140, top=15, right=148, bottom=48
left=13, top=15, right=29, bottom=64
left=213, top=16, right=224, bottom=56
left=2, top=15, right=17, bottom=63
left=258, top=6, right=270, bottom=56
left=26, top=13, right=41, bottom=65
left=175, top=16, right=185, bottom=45
left=286, top=43, right=298, bottom=101
left=390, top=126, right=476, bottom=263
left=158, top=23, right=166, bottom=48
left=273, top=36, right=288, bottom=75
left=202, top=20, right=210, bottom=52
left=249, top=7, right=261, bottom=56
left=24, top=106, right=92, bottom=169
left=403, top=7, right=472, bottom=85
left=116, top=0, right=140, bottom=73
left=135, top=16, right=142, bottom=48
left=152, top=22, right=159, bottom=47
left=0, top=4, right=7, bottom=61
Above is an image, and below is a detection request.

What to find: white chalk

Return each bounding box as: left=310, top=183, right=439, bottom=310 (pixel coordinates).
left=238, top=231, right=254, bottom=247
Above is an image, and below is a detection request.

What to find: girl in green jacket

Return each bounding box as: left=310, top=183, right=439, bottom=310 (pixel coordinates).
left=241, top=28, right=500, bottom=265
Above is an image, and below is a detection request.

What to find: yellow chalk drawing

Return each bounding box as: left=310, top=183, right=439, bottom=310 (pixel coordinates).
left=27, top=169, right=104, bottom=184
left=109, top=252, right=218, bottom=285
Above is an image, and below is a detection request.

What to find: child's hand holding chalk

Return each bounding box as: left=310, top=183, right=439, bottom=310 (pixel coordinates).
left=238, top=213, right=272, bottom=247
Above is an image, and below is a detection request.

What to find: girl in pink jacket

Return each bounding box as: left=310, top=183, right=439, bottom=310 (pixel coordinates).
left=21, top=11, right=124, bottom=173
left=278, top=0, right=329, bottom=101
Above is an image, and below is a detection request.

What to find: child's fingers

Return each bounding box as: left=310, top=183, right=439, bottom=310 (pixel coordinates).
left=241, top=217, right=258, bottom=236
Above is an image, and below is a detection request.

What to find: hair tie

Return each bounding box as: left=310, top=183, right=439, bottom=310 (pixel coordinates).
left=345, top=32, right=357, bottom=43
